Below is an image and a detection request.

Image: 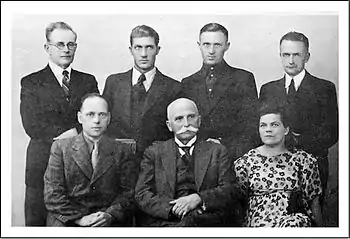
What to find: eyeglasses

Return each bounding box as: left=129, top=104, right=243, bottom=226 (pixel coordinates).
left=48, top=42, right=77, bottom=50
left=84, top=112, right=109, bottom=120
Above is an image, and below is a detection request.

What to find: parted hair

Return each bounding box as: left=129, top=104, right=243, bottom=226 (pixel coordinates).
left=280, top=31, right=309, bottom=52
left=45, top=21, right=77, bottom=42
left=200, top=23, right=229, bottom=41
left=130, top=25, right=160, bottom=46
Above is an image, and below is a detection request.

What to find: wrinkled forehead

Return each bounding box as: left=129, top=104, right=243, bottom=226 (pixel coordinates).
left=168, top=100, right=198, bottom=119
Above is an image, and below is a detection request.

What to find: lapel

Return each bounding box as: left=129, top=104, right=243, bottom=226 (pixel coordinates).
left=193, top=141, right=211, bottom=190
left=160, top=139, right=177, bottom=195
left=195, top=72, right=211, bottom=116
left=71, top=133, right=93, bottom=179
left=91, top=135, right=116, bottom=183
left=115, top=70, right=133, bottom=124
left=141, top=69, right=168, bottom=116
left=295, top=71, right=316, bottom=100
left=41, top=65, right=69, bottom=106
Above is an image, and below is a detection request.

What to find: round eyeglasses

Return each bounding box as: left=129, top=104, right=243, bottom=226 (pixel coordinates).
left=48, top=42, right=77, bottom=50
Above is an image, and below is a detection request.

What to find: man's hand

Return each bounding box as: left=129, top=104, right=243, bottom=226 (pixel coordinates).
left=75, top=212, right=113, bottom=227
left=53, top=128, right=78, bottom=140
left=169, top=194, right=202, bottom=219
left=90, top=212, right=113, bottom=227
left=206, top=138, right=221, bottom=144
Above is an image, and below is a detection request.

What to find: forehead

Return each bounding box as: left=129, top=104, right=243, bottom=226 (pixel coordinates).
left=169, top=102, right=198, bottom=118
left=131, top=36, right=156, bottom=46
left=260, top=113, right=282, bottom=123
left=81, top=97, right=108, bottom=112
left=280, top=40, right=307, bottom=53
left=199, top=31, right=227, bottom=43
left=49, top=29, right=76, bottom=42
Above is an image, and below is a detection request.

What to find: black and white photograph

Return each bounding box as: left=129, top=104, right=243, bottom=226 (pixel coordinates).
left=2, top=1, right=348, bottom=237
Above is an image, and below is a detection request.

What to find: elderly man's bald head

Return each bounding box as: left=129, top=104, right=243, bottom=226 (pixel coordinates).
left=167, top=98, right=199, bottom=120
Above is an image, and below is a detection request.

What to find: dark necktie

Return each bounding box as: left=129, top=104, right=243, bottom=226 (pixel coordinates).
left=288, top=78, right=296, bottom=97
left=134, top=74, right=146, bottom=102
left=179, top=146, right=192, bottom=163
left=62, top=70, right=70, bottom=96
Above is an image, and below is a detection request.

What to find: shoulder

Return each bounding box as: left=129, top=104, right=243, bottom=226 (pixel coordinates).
left=147, top=139, right=173, bottom=152
left=261, top=79, right=282, bottom=89
left=20, top=67, right=48, bottom=86
left=306, top=72, right=336, bottom=91
left=72, top=69, right=95, bottom=78
left=105, top=70, right=131, bottom=83
left=156, top=69, right=180, bottom=86
left=181, top=70, right=202, bottom=84
left=235, top=149, right=257, bottom=165
left=51, top=136, right=76, bottom=151
left=292, top=149, right=318, bottom=165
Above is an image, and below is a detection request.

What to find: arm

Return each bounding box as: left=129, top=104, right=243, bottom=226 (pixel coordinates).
left=20, top=77, right=67, bottom=139
left=310, top=196, right=323, bottom=227
left=104, top=148, right=138, bottom=224
left=44, top=141, right=85, bottom=224
left=298, top=83, right=338, bottom=151
left=135, top=147, right=174, bottom=220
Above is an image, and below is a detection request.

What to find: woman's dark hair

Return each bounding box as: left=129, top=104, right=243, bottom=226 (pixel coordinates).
left=257, top=99, right=297, bottom=150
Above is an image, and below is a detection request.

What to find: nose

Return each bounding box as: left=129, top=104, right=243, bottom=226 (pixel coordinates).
left=92, top=115, right=101, bottom=124
left=288, top=55, right=295, bottom=64
left=183, top=118, right=189, bottom=127
left=141, top=48, right=147, bottom=57
left=208, top=45, right=215, bottom=54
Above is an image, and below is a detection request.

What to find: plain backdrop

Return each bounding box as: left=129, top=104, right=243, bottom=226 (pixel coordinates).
left=3, top=1, right=349, bottom=238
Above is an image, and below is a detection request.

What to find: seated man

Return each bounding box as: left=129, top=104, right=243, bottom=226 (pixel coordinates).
left=44, top=93, right=137, bottom=227
left=135, top=98, right=235, bottom=226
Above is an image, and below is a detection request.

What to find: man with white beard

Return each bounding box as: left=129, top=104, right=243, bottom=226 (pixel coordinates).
left=135, top=98, right=236, bottom=226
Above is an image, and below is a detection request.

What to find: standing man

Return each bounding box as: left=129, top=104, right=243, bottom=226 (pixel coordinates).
left=20, top=22, right=99, bottom=226
left=180, top=23, right=259, bottom=160
left=135, top=98, right=235, bottom=226
left=259, top=31, right=339, bottom=207
left=102, top=25, right=180, bottom=160
left=44, top=94, right=137, bottom=227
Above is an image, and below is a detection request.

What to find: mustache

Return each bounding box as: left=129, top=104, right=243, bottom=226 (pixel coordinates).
left=176, top=126, right=199, bottom=135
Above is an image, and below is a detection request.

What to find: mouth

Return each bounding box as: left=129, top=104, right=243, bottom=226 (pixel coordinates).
left=91, top=127, right=102, bottom=131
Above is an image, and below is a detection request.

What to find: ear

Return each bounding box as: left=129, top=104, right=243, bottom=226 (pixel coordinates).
left=198, top=115, right=201, bottom=127
left=305, top=52, right=310, bottom=63
left=44, top=44, right=50, bottom=54
left=284, top=126, right=290, bottom=135
left=225, top=41, right=230, bottom=52
left=166, top=120, right=173, bottom=132
left=106, top=112, right=111, bottom=125
left=77, top=111, right=82, bottom=124
left=129, top=46, right=133, bottom=55
left=155, top=46, right=161, bottom=55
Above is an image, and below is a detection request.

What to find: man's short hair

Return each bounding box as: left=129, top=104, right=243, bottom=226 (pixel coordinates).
left=130, top=25, right=160, bottom=46
left=80, top=93, right=109, bottom=111
left=167, top=98, right=199, bottom=120
left=199, top=23, right=229, bottom=41
left=45, top=21, right=77, bottom=42
left=280, top=31, right=309, bottom=52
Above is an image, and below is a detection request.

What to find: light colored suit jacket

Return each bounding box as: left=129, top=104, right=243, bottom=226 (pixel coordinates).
left=44, top=133, right=137, bottom=225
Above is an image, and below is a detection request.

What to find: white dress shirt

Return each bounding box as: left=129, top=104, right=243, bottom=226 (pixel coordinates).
left=284, top=69, right=305, bottom=93
left=132, top=67, right=156, bottom=92
left=48, top=60, right=72, bottom=87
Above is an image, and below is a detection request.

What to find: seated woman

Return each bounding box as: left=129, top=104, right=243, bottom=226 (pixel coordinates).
left=234, top=102, right=323, bottom=227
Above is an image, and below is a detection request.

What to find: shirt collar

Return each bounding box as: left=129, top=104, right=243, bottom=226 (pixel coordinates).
left=284, top=69, right=305, bottom=91
left=175, top=136, right=197, bottom=156
left=132, top=67, right=156, bottom=92
left=82, top=132, right=101, bottom=154
left=48, top=60, right=72, bottom=86
left=200, top=60, right=228, bottom=78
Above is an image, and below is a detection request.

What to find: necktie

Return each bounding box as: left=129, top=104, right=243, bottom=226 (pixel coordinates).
left=288, top=78, right=296, bottom=96
left=62, top=70, right=70, bottom=96
left=179, top=146, right=192, bottom=163
left=91, top=141, right=99, bottom=170
left=134, top=74, right=146, bottom=102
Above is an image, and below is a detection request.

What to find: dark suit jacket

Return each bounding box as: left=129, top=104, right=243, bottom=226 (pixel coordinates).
left=259, top=71, right=338, bottom=157
left=134, top=138, right=234, bottom=226
left=180, top=61, right=259, bottom=160
left=102, top=68, right=181, bottom=155
left=20, top=65, right=99, bottom=188
left=44, top=133, right=137, bottom=226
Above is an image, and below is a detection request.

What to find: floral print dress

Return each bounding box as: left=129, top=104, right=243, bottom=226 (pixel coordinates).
left=234, top=148, right=322, bottom=227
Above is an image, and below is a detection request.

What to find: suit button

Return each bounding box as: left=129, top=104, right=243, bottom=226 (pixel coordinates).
left=92, top=186, right=96, bottom=190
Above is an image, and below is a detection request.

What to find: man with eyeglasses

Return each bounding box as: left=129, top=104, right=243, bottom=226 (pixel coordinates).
left=179, top=23, right=259, bottom=161
left=20, top=21, right=99, bottom=226
left=102, top=25, right=180, bottom=162
left=259, top=31, right=339, bottom=212
left=44, top=93, right=137, bottom=227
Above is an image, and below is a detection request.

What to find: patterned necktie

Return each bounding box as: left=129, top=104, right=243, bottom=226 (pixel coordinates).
left=288, top=78, right=296, bottom=96
left=91, top=141, right=99, bottom=170
left=134, top=74, right=146, bottom=102
left=62, top=70, right=70, bottom=96
left=179, top=146, right=192, bottom=163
